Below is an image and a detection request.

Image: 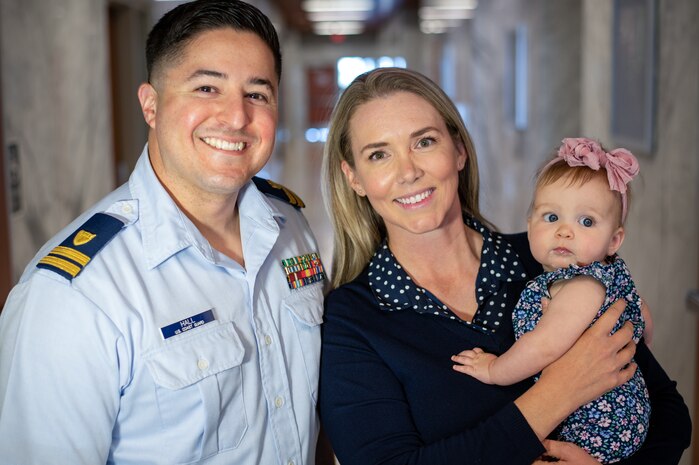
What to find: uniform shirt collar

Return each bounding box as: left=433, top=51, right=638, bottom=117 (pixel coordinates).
left=129, top=145, right=284, bottom=269
left=368, top=216, right=529, bottom=331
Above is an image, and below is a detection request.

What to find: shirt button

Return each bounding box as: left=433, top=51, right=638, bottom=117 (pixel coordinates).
left=288, top=461, right=295, bottom=465
left=264, top=335, right=273, bottom=346
left=274, top=396, right=284, bottom=408
left=121, top=204, right=133, bottom=214
left=197, top=359, right=209, bottom=371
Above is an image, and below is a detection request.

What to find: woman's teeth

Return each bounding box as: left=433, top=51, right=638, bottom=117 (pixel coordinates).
left=396, top=189, right=433, bottom=205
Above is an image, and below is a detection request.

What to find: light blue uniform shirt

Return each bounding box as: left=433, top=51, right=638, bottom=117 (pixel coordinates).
left=0, top=146, right=325, bottom=465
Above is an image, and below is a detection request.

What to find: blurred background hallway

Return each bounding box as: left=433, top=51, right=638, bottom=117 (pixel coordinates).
left=0, top=0, right=697, bottom=462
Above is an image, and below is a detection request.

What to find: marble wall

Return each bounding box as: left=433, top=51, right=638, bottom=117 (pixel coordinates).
left=581, top=4, right=699, bottom=464
left=449, top=0, right=583, bottom=233
left=1, top=0, right=115, bottom=279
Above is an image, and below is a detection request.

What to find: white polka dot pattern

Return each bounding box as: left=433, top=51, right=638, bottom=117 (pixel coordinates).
left=367, top=217, right=529, bottom=333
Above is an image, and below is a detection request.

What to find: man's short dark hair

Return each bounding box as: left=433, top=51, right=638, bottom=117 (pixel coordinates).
left=146, top=0, right=282, bottom=83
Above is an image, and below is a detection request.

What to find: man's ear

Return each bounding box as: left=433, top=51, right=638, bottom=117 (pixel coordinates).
left=340, top=160, right=365, bottom=196
left=138, top=83, right=158, bottom=129
left=608, top=226, right=625, bottom=256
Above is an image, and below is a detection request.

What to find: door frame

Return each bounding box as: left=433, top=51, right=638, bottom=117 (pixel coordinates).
left=0, top=17, right=12, bottom=307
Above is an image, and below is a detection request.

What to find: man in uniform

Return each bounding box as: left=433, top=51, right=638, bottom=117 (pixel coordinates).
left=0, top=1, right=327, bottom=463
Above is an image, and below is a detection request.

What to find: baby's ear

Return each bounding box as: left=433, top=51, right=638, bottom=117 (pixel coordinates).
left=608, top=227, right=625, bottom=256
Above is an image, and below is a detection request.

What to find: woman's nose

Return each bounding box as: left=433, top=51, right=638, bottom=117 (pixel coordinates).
left=397, top=154, right=423, bottom=184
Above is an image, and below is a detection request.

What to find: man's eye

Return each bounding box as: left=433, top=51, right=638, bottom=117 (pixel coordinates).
left=248, top=92, right=269, bottom=103
left=543, top=213, right=558, bottom=222
left=198, top=86, right=216, bottom=93
left=579, top=217, right=594, bottom=227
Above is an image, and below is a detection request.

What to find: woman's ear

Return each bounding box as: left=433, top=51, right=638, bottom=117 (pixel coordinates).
left=341, top=160, right=365, bottom=196
left=456, top=141, right=467, bottom=170
left=607, top=227, right=625, bottom=256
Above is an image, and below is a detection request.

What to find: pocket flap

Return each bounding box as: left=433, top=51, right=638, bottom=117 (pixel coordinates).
left=145, top=323, right=244, bottom=390
left=283, top=285, right=324, bottom=326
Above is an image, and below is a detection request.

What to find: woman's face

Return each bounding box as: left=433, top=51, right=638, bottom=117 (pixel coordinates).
left=341, top=91, right=466, bottom=241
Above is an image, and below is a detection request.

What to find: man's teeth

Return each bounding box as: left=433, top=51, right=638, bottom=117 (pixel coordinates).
left=203, top=137, right=245, bottom=151
left=396, top=190, right=432, bottom=205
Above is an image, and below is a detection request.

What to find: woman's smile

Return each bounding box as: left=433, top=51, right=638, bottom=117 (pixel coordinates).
left=394, top=188, right=435, bottom=207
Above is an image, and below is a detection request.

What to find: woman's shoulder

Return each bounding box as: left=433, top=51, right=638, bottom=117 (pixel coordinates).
left=498, top=230, right=542, bottom=278
left=325, top=268, right=374, bottom=312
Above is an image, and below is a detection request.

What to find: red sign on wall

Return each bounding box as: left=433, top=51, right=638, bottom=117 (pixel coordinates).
left=307, top=66, right=338, bottom=125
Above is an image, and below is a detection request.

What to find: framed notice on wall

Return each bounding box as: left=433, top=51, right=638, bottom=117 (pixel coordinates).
left=307, top=66, right=338, bottom=126
left=611, top=0, right=658, bottom=156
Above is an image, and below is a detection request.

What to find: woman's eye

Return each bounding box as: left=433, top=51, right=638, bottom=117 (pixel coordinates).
left=368, top=151, right=386, bottom=161
left=579, top=217, right=594, bottom=227
left=543, top=213, right=558, bottom=222
left=417, top=137, right=436, bottom=148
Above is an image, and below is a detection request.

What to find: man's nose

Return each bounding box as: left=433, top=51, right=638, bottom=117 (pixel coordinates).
left=218, top=95, right=250, bottom=128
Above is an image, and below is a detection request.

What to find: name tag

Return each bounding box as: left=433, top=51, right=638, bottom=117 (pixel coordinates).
left=160, top=309, right=215, bottom=340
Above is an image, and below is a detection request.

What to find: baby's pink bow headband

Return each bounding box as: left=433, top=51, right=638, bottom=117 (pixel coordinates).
left=544, top=137, right=640, bottom=222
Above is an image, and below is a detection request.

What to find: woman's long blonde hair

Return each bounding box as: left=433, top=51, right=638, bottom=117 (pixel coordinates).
left=321, top=67, right=493, bottom=288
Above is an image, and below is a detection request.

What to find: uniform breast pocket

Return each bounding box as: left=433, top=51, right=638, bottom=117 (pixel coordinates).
left=144, top=322, right=248, bottom=464
left=284, top=284, right=324, bottom=403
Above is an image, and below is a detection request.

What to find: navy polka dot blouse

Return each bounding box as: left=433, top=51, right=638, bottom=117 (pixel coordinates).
left=368, top=216, right=529, bottom=333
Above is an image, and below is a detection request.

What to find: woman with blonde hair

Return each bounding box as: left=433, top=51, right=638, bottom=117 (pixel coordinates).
left=319, top=67, right=690, bottom=465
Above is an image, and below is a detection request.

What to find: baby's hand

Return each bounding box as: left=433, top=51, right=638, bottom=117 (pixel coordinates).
left=451, top=347, right=497, bottom=384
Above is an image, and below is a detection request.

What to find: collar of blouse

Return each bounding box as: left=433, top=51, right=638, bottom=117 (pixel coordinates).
left=368, top=216, right=529, bottom=333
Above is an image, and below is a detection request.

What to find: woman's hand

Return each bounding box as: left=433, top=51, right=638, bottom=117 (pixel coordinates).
left=515, top=300, right=637, bottom=441
left=532, top=440, right=599, bottom=464
left=539, top=298, right=637, bottom=408
left=640, top=300, right=654, bottom=346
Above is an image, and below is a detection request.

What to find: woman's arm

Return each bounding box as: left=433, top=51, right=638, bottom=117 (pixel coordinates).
left=532, top=339, right=692, bottom=465
left=452, top=276, right=606, bottom=385
left=514, top=301, right=637, bottom=440
left=319, top=290, right=545, bottom=465
left=612, top=341, right=691, bottom=464
left=319, top=291, right=636, bottom=465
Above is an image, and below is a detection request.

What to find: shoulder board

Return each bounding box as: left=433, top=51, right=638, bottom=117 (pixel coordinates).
left=36, top=212, right=125, bottom=281
left=252, top=177, right=305, bottom=209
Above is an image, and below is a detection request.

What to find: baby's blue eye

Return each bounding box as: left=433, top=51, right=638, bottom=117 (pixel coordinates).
left=543, top=213, right=558, bottom=222
left=579, top=217, right=594, bottom=227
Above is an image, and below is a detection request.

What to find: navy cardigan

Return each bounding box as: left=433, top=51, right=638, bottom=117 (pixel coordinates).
left=319, top=232, right=691, bottom=465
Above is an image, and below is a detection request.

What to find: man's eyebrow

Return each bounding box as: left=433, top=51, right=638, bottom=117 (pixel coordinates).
left=249, top=77, right=275, bottom=92
left=186, top=69, right=228, bottom=81
left=185, top=71, right=275, bottom=92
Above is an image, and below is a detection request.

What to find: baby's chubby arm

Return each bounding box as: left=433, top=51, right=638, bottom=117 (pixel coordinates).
left=452, top=276, right=606, bottom=385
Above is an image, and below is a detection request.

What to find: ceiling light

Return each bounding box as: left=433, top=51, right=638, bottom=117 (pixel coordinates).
left=302, top=0, right=374, bottom=13
left=312, top=21, right=365, bottom=35
left=421, top=0, right=477, bottom=8
left=418, top=6, right=474, bottom=20
left=307, top=11, right=373, bottom=22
